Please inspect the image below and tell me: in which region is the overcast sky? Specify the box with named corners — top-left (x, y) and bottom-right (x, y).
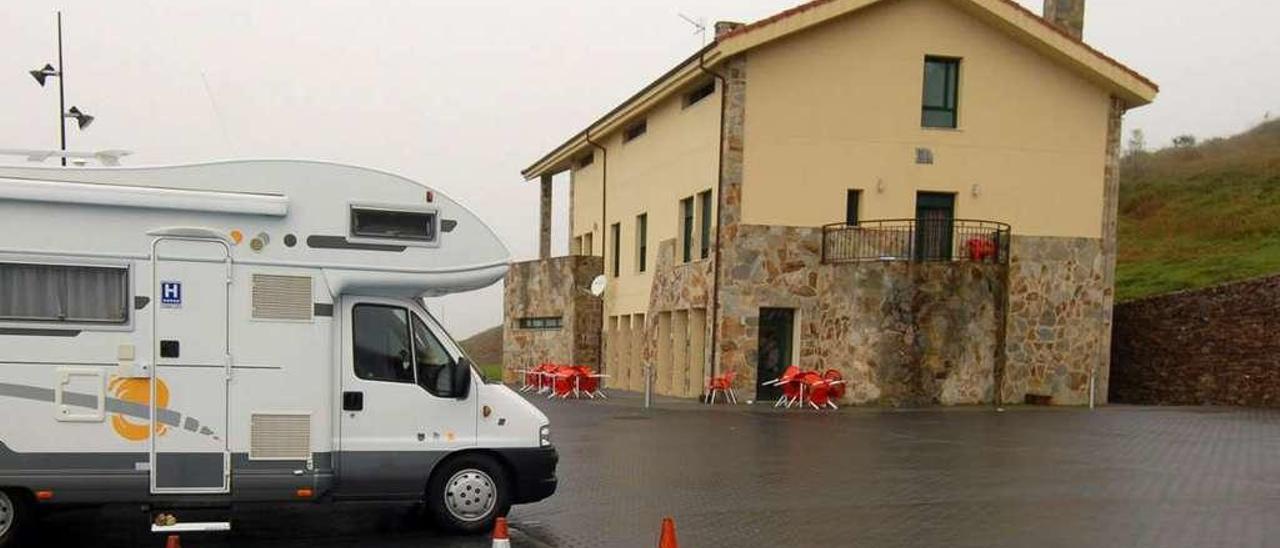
top-left (3, 0), bottom-right (1277, 338)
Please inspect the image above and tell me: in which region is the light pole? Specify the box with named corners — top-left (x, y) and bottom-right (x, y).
top-left (29, 11), bottom-right (94, 166)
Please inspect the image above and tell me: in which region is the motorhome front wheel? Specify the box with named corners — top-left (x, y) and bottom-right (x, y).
top-left (0, 489), bottom-right (32, 548)
top-left (426, 454), bottom-right (511, 534)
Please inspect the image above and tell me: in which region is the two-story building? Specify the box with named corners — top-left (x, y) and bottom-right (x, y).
top-left (504, 0), bottom-right (1156, 405)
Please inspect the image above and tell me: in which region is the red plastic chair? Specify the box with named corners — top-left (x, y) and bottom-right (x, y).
top-left (805, 375), bottom-right (831, 409)
top-left (573, 366), bottom-right (603, 398)
top-left (823, 369), bottom-right (846, 400)
top-left (768, 366), bottom-right (801, 408)
top-left (551, 366), bottom-right (577, 399)
top-left (705, 370), bottom-right (738, 405)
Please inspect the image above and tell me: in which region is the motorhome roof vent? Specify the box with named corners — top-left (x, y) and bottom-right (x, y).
top-left (249, 412), bottom-right (311, 461)
top-left (251, 274), bottom-right (313, 321)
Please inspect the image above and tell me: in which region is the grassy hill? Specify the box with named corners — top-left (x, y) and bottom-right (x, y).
top-left (1116, 119), bottom-right (1280, 301)
top-left (459, 325), bottom-right (503, 378)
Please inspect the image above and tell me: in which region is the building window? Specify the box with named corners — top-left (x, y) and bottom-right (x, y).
top-left (518, 316), bottom-right (563, 330)
top-left (0, 262), bottom-right (129, 324)
top-left (583, 232), bottom-right (594, 256)
top-left (573, 235), bottom-right (583, 255)
top-left (698, 190), bottom-right (713, 260)
top-left (575, 152), bottom-right (594, 168)
top-left (623, 120), bottom-right (647, 143)
top-left (636, 213), bottom-right (648, 273)
top-left (610, 222), bottom-right (621, 276)
top-left (684, 80), bottom-right (715, 108)
top-left (921, 56), bottom-right (960, 129)
top-left (846, 189), bottom-right (861, 226)
top-left (680, 197), bottom-right (694, 263)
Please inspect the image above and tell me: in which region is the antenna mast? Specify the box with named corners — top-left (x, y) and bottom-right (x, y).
top-left (677, 13), bottom-right (708, 46)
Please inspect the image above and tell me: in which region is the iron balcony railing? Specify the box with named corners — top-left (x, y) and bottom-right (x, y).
top-left (821, 219), bottom-right (1011, 265)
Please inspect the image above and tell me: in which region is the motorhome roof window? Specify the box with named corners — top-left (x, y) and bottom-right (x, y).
top-left (0, 262), bottom-right (128, 324)
top-left (351, 207), bottom-right (437, 242)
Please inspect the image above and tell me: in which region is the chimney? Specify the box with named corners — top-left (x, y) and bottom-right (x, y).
top-left (714, 21), bottom-right (744, 40)
top-left (1043, 0), bottom-right (1085, 40)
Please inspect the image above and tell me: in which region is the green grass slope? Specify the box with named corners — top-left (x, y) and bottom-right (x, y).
top-left (1117, 119), bottom-right (1280, 301)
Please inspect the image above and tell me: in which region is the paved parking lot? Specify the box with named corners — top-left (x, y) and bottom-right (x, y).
top-left (33, 391), bottom-right (1280, 547)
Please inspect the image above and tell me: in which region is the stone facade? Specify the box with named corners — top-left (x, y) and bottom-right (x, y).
top-left (502, 255), bottom-right (603, 381)
top-left (715, 224), bottom-right (1007, 405)
top-left (635, 239), bottom-right (714, 398)
top-left (1002, 236), bottom-right (1108, 404)
top-left (1110, 275), bottom-right (1280, 407)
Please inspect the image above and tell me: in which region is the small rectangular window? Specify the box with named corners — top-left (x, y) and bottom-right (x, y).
top-left (846, 189), bottom-right (862, 226)
top-left (0, 262), bottom-right (128, 324)
top-left (351, 207), bottom-right (437, 242)
top-left (610, 222), bottom-right (621, 277)
top-left (583, 233), bottom-right (594, 256)
top-left (684, 81), bottom-right (715, 108)
top-left (698, 190), bottom-right (713, 260)
top-left (518, 317), bottom-right (564, 330)
top-left (680, 197), bottom-right (694, 263)
top-left (575, 152), bottom-right (594, 168)
top-left (636, 213), bottom-right (648, 273)
top-left (922, 57), bottom-right (960, 129)
top-left (623, 120), bottom-right (647, 143)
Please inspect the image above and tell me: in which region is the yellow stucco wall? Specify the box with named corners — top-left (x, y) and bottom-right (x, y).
top-left (741, 0), bottom-right (1111, 238)
top-left (569, 82), bottom-right (722, 316)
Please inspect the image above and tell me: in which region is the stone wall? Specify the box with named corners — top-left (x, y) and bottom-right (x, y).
top-left (1110, 275), bottom-right (1280, 406)
top-left (1002, 235), bottom-right (1108, 405)
top-left (502, 256), bottom-right (603, 381)
top-left (716, 224), bottom-right (1007, 405)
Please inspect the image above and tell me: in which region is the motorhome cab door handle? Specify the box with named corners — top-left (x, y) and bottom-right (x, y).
top-left (342, 391), bottom-right (364, 411)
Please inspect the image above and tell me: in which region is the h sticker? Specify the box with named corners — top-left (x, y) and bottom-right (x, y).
top-left (160, 281), bottom-right (182, 308)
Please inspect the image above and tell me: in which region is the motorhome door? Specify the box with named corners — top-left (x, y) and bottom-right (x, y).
top-left (150, 238), bottom-right (232, 494)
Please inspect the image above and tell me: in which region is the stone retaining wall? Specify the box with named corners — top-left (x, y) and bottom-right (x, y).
top-left (716, 224), bottom-right (1007, 405)
top-left (1110, 275), bottom-right (1280, 406)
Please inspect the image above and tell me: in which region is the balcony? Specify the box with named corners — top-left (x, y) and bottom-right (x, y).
top-left (821, 219), bottom-right (1011, 265)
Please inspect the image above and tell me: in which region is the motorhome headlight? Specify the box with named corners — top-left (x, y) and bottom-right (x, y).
top-left (539, 425), bottom-right (552, 447)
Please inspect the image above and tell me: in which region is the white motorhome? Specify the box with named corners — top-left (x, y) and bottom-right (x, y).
top-left (0, 160), bottom-right (556, 543)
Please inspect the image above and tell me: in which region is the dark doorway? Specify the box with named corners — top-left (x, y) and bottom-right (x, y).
top-left (915, 192), bottom-right (955, 261)
top-left (756, 308), bottom-right (795, 401)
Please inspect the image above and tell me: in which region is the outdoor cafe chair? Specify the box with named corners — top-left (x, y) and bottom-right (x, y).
top-left (705, 370), bottom-right (738, 405)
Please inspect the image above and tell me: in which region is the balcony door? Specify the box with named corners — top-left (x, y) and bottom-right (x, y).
top-left (915, 192), bottom-right (955, 261)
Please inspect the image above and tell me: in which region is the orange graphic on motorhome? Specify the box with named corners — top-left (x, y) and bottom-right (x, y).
top-left (108, 377), bottom-right (170, 441)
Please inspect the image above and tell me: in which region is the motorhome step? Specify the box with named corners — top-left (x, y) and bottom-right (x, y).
top-left (151, 522), bottom-right (232, 533)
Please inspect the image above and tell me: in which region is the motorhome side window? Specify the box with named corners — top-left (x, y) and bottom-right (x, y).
top-left (352, 305), bottom-right (416, 384)
top-left (352, 303), bottom-right (460, 397)
top-left (0, 262), bottom-right (128, 324)
top-left (351, 207), bottom-right (437, 242)
top-left (411, 316), bottom-right (459, 398)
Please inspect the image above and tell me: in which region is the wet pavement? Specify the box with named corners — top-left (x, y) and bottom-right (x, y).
top-left (32, 390), bottom-right (1280, 547)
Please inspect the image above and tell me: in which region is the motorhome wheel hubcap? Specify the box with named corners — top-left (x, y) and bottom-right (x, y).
top-left (0, 491), bottom-right (13, 537)
top-left (444, 469), bottom-right (496, 521)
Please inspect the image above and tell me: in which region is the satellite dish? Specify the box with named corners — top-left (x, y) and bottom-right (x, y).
top-left (589, 275), bottom-right (607, 297)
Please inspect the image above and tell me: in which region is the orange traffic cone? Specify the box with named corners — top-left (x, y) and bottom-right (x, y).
top-left (491, 516), bottom-right (511, 548)
top-left (658, 516), bottom-right (678, 548)
top-left (165, 535), bottom-right (181, 548)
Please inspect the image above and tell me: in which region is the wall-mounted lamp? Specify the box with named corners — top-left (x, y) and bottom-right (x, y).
top-left (876, 178), bottom-right (886, 193)
top-left (971, 183), bottom-right (981, 198)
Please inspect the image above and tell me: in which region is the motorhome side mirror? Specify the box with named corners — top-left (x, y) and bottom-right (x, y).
top-left (451, 358), bottom-right (473, 399)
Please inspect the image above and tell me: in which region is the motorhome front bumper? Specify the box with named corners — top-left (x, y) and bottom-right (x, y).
top-left (499, 446), bottom-right (558, 504)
